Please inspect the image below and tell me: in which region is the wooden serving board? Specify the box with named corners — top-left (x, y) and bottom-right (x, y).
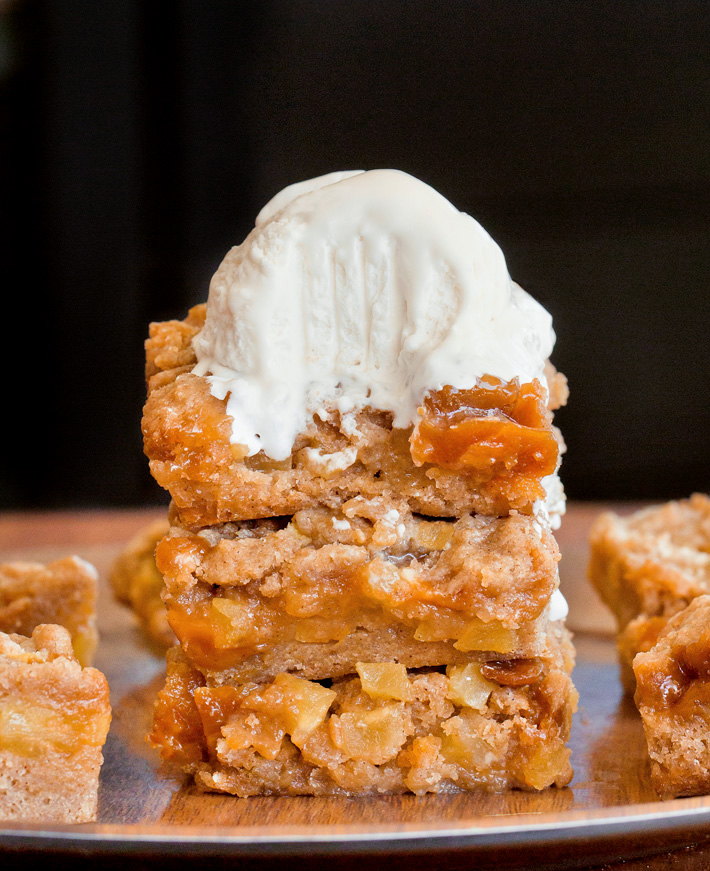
top-left (1, 504), bottom-right (710, 871)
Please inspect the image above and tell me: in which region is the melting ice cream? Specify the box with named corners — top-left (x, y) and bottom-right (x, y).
top-left (193, 169), bottom-right (556, 461)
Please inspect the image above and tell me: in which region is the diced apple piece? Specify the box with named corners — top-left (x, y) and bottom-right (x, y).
top-left (221, 712), bottom-right (284, 760)
top-left (439, 712), bottom-right (495, 769)
top-left (446, 664), bottom-right (498, 710)
top-left (454, 619), bottom-right (519, 653)
top-left (0, 701), bottom-right (108, 757)
top-left (522, 742), bottom-right (571, 790)
top-left (210, 597), bottom-right (253, 648)
top-left (413, 520), bottom-right (454, 551)
top-left (329, 705), bottom-right (408, 764)
top-left (265, 673), bottom-right (336, 747)
top-left (356, 662), bottom-right (412, 701)
top-left (414, 611), bottom-right (468, 642)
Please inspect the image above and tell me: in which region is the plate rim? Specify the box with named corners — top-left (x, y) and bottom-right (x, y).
top-left (3, 795), bottom-right (710, 857)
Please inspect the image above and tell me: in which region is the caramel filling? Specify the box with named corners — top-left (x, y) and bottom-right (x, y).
top-left (166, 584), bottom-right (541, 672)
top-left (636, 633), bottom-right (710, 719)
top-left (0, 701), bottom-right (110, 758)
top-left (410, 377), bottom-right (558, 495)
top-left (150, 658), bottom-right (570, 791)
top-left (149, 652), bottom-right (208, 764)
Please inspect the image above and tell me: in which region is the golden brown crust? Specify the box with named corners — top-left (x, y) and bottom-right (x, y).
top-left (0, 625), bottom-right (112, 822)
top-left (543, 361), bottom-right (569, 412)
top-left (145, 304), bottom-right (206, 383)
top-left (589, 495), bottom-right (710, 626)
top-left (0, 557), bottom-right (98, 666)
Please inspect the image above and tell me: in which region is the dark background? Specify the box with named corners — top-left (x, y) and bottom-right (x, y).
top-left (1, 0), bottom-right (709, 509)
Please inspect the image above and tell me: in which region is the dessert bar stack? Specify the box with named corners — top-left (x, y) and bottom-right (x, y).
top-left (145, 311), bottom-right (576, 794)
top-left (144, 170), bottom-right (577, 795)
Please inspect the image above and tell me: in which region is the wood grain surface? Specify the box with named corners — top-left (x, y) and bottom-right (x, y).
top-left (1, 503), bottom-right (709, 871)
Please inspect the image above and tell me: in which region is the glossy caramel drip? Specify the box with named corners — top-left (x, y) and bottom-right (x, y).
top-left (409, 377), bottom-right (558, 487)
top-left (635, 651), bottom-right (710, 728)
top-left (667, 680), bottom-right (710, 725)
top-left (193, 686), bottom-right (248, 752)
top-left (635, 644), bottom-right (701, 709)
top-left (682, 628), bottom-right (710, 675)
top-left (149, 653), bottom-right (207, 764)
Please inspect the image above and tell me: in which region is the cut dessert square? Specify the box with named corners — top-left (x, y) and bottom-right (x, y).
top-left (0, 624), bottom-right (111, 822)
top-left (0, 556), bottom-right (98, 666)
top-left (634, 594), bottom-right (710, 798)
top-left (157, 502), bottom-right (562, 684)
top-left (588, 494), bottom-right (710, 691)
top-left (111, 518), bottom-right (173, 649)
top-left (150, 624), bottom-right (576, 796)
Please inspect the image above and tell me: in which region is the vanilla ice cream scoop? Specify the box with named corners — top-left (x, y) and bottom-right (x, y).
top-left (193, 169), bottom-right (556, 460)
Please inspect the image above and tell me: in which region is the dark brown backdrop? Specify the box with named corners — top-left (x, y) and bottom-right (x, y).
top-left (2, 0), bottom-right (709, 507)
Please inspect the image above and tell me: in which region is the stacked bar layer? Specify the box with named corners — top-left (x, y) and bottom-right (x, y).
top-left (151, 626), bottom-right (576, 796)
top-left (157, 506), bottom-right (561, 684)
top-left (143, 306), bottom-right (569, 527)
top-left (144, 307), bottom-right (576, 795)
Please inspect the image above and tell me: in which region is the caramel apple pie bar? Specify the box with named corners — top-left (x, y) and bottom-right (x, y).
top-left (144, 304), bottom-right (568, 529)
top-left (0, 625), bottom-right (111, 822)
top-left (0, 556), bottom-right (98, 666)
top-left (589, 494), bottom-right (710, 691)
top-left (144, 169), bottom-right (576, 794)
top-left (634, 594), bottom-right (710, 798)
top-left (111, 518), bottom-right (173, 649)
